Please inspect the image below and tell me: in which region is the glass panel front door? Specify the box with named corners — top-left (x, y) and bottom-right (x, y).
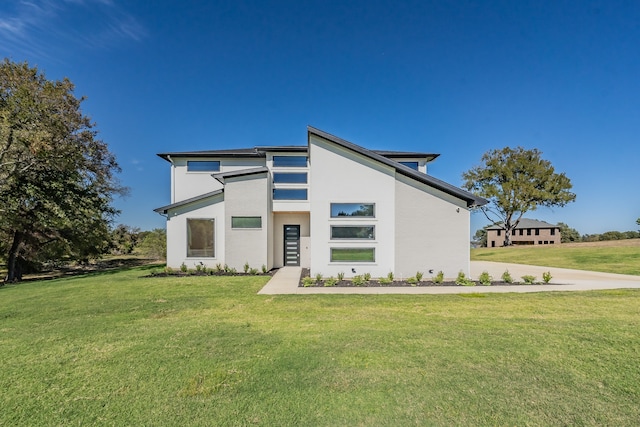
top-left (283, 225), bottom-right (300, 266)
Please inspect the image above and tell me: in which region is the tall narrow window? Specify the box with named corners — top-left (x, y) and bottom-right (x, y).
top-left (187, 161), bottom-right (220, 172)
top-left (187, 219), bottom-right (215, 257)
top-left (551, 229), bottom-right (556, 235)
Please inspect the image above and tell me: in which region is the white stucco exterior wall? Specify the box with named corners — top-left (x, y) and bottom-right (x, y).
top-left (165, 193), bottom-right (226, 269)
top-left (272, 212), bottom-right (311, 268)
top-left (309, 134), bottom-right (396, 278)
top-left (394, 175), bottom-right (470, 279)
top-left (223, 173), bottom-right (270, 271)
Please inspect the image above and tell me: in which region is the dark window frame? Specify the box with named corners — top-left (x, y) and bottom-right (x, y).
top-left (330, 203), bottom-right (375, 218)
top-left (330, 225), bottom-right (375, 240)
top-left (330, 247), bottom-right (376, 262)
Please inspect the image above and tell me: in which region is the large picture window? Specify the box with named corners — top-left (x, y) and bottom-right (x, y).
top-left (330, 203), bottom-right (375, 218)
top-left (273, 189), bottom-right (307, 200)
top-left (187, 161), bottom-right (220, 172)
top-left (187, 219), bottom-right (215, 257)
top-left (331, 226), bottom-right (375, 240)
top-left (231, 216), bottom-right (262, 228)
top-left (272, 156), bottom-right (307, 167)
top-left (330, 248), bottom-right (375, 262)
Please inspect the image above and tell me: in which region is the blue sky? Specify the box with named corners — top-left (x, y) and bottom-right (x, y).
top-left (1, 0), bottom-right (639, 236)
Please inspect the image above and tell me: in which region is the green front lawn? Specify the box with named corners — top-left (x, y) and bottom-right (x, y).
top-left (471, 242), bottom-right (640, 275)
top-left (2, 267), bottom-right (639, 425)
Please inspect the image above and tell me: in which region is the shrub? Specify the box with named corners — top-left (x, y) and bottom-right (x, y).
top-left (215, 263), bottom-right (223, 273)
top-left (249, 268), bottom-right (260, 275)
top-left (352, 275), bottom-right (365, 286)
top-left (337, 272), bottom-right (345, 281)
top-left (164, 266), bottom-right (173, 274)
top-left (223, 264), bottom-right (230, 273)
top-left (542, 271), bottom-right (552, 284)
top-left (363, 272), bottom-right (371, 282)
top-left (432, 271), bottom-right (444, 284)
top-left (521, 275), bottom-right (536, 285)
top-left (407, 276), bottom-right (418, 286)
top-left (315, 273), bottom-right (323, 283)
top-left (478, 271), bottom-right (492, 286)
top-left (387, 272), bottom-right (394, 281)
top-left (302, 277), bottom-right (315, 287)
top-left (379, 276), bottom-right (392, 284)
top-left (324, 277), bottom-right (337, 287)
top-left (261, 264), bottom-right (268, 274)
top-left (180, 262), bottom-right (188, 273)
top-left (415, 271), bottom-right (424, 282)
top-left (456, 271), bottom-right (475, 286)
top-left (501, 270), bottom-right (513, 283)
top-left (243, 262), bottom-right (250, 274)
top-left (227, 267), bottom-right (237, 274)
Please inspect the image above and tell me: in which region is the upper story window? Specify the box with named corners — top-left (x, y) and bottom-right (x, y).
top-left (273, 172), bottom-right (308, 184)
top-left (273, 156), bottom-right (307, 167)
top-left (330, 203), bottom-right (375, 218)
top-left (399, 161), bottom-right (419, 171)
top-left (187, 161), bottom-right (220, 172)
top-left (331, 226), bottom-right (375, 240)
top-left (273, 188), bottom-right (308, 200)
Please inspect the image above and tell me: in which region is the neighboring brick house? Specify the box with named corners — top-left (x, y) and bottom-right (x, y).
top-left (486, 219), bottom-right (561, 247)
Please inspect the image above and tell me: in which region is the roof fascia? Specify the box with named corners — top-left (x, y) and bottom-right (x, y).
top-left (153, 189), bottom-right (224, 214)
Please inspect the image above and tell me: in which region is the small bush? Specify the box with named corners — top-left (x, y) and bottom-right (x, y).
top-left (432, 271), bottom-right (444, 284)
top-left (261, 264), bottom-right (268, 274)
top-left (352, 275), bottom-right (365, 286)
top-left (324, 277), bottom-right (337, 287)
top-left (456, 271), bottom-right (475, 286)
top-left (542, 271), bottom-right (552, 283)
top-left (164, 266), bottom-right (174, 274)
top-left (521, 275), bottom-right (536, 285)
top-left (415, 271), bottom-right (424, 282)
top-left (363, 272), bottom-right (371, 282)
top-left (302, 277), bottom-right (315, 287)
top-left (227, 267), bottom-right (237, 274)
top-left (243, 262), bottom-right (250, 274)
top-left (387, 272), bottom-right (394, 281)
top-left (180, 263), bottom-right (188, 273)
top-left (249, 268), bottom-right (260, 275)
top-left (223, 264), bottom-right (230, 273)
top-left (215, 263), bottom-right (223, 273)
top-left (337, 272), bottom-right (345, 281)
top-left (407, 276), bottom-right (418, 286)
top-left (478, 271), bottom-right (492, 286)
top-left (315, 273), bottom-right (323, 283)
top-left (379, 276), bottom-right (392, 284)
top-left (501, 270), bottom-right (513, 283)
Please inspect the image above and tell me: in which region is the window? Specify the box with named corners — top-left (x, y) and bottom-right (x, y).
top-left (399, 161), bottom-right (419, 170)
top-left (519, 229), bottom-right (524, 236)
top-left (330, 203), bottom-right (375, 218)
top-left (231, 216), bottom-right (262, 228)
top-left (551, 229), bottom-right (556, 235)
top-left (497, 229), bottom-right (501, 236)
top-left (187, 219), bottom-right (214, 257)
top-left (187, 161), bottom-right (220, 172)
top-left (273, 156), bottom-right (307, 167)
top-left (330, 248), bottom-right (375, 262)
top-left (331, 226), bottom-right (375, 240)
top-left (273, 172), bottom-right (307, 184)
top-left (535, 229), bottom-right (540, 236)
top-left (273, 188), bottom-right (307, 200)
top-left (527, 229), bottom-right (532, 236)
top-left (538, 241), bottom-right (543, 244)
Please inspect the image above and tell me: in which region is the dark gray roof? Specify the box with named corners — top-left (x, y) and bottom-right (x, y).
top-left (213, 166), bottom-right (269, 183)
top-left (153, 189), bottom-right (224, 214)
top-left (307, 126), bottom-right (488, 208)
top-left (373, 150), bottom-right (439, 161)
top-left (254, 145), bottom-right (307, 152)
top-left (486, 219), bottom-right (559, 230)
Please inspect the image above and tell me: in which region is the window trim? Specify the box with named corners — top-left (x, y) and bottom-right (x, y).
top-left (231, 216), bottom-right (262, 229)
top-left (330, 247), bottom-right (376, 263)
top-left (330, 203), bottom-right (375, 218)
top-left (187, 160), bottom-right (220, 172)
top-left (330, 225), bottom-right (375, 240)
top-left (186, 218), bottom-right (215, 258)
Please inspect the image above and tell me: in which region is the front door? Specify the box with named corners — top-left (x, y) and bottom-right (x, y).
top-left (283, 225), bottom-right (300, 266)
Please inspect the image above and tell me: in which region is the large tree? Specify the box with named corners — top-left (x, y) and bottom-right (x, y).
top-left (462, 146), bottom-right (576, 246)
top-left (1, 59), bottom-right (125, 282)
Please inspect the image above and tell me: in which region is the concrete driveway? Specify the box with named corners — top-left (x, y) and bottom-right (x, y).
top-left (258, 262), bottom-right (640, 295)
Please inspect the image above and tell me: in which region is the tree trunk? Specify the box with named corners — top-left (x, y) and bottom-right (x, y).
top-left (6, 231), bottom-right (24, 282)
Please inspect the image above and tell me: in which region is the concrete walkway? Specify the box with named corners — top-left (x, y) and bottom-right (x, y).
top-left (258, 262), bottom-right (640, 295)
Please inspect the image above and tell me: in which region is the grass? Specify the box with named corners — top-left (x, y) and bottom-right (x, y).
top-left (472, 239), bottom-right (640, 275)
top-left (2, 266), bottom-right (640, 425)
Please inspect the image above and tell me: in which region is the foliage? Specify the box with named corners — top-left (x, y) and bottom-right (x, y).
top-left (473, 227), bottom-right (488, 247)
top-left (135, 228), bottom-right (166, 259)
top-left (337, 271), bottom-right (345, 281)
top-left (432, 271), bottom-right (444, 284)
top-left (249, 268), bottom-right (260, 275)
top-left (315, 273), bottom-right (323, 283)
top-left (352, 275), bottom-right (365, 286)
top-left (387, 272), bottom-right (394, 281)
top-left (363, 272), bottom-right (371, 281)
top-left (109, 224), bottom-right (140, 255)
top-left (455, 271), bottom-right (475, 286)
top-left (407, 276), bottom-right (418, 285)
top-left (462, 146), bottom-right (575, 246)
top-left (501, 270), bottom-right (513, 283)
top-left (0, 59), bottom-right (126, 281)
top-left (415, 271), bottom-right (424, 282)
top-left (243, 262), bottom-right (250, 274)
top-left (542, 271), bottom-right (552, 284)
top-left (557, 222), bottom-right (581, 243)
top-left (180, 262), bottom-right (188, 273)
top-left (478, 271), bottom-right (492, 286)
top-left (261, 264), bottom-right (268, 274)
top-left (324, 277), bottom-right (337, 287)
top-left (378, 276), bottom-right (392, 284)
top-left (302, 276), bottom-right (314, 287)
top-left (582, 230), bottom-right (640, 242)
top-left (521, 275), bottom-right (537, 284)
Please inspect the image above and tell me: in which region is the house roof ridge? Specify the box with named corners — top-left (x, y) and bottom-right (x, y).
top-left (307, 126), bottom-right (488, 208)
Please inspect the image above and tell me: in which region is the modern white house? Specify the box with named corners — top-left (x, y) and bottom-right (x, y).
top-left (155, 126), bottom-right (487, 279)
